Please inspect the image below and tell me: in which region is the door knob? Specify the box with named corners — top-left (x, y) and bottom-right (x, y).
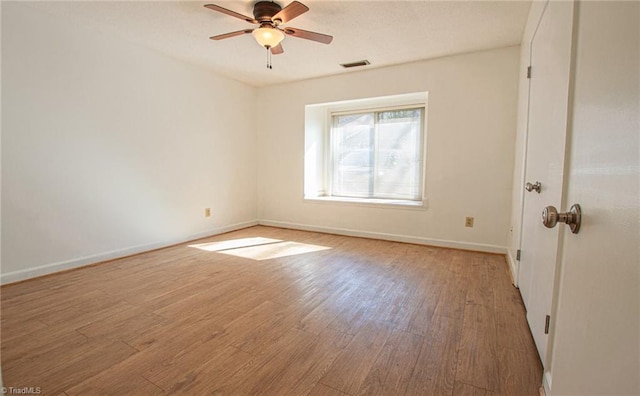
top-left (542, 204), bottom-right (582, 234)
top-left (525, 181), bottom-right (542, 193)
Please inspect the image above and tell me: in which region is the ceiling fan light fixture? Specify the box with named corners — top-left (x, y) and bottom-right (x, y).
top-left (252, 27), bottom-right (285, 48)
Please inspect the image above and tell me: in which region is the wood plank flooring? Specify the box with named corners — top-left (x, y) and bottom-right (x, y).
top-left (1, 226), bottom-right (542, 395)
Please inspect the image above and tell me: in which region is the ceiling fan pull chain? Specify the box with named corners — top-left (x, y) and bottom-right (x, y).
top-left (266, 47), bottom-right (273, 69)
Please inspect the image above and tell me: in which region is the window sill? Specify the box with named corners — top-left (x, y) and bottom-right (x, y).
top-left (303, 196), bottom-right (428, 210)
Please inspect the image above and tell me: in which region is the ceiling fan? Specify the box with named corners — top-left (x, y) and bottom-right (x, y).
top-left (204, 1), bottom-right (333, 68)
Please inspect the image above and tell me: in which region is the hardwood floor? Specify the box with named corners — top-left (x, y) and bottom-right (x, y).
top-left (1, 226), bottom-right (542, 395)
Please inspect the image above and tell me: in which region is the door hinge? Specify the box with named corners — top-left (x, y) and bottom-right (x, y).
top-left (527, 66), bottom-right (532, 79)
top-left (544, 315), bottom-right (551, 334)
top-left (516, 249), bottom-right (521, 261)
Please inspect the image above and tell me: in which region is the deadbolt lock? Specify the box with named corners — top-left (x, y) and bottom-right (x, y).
top-left (542, 204), bottom-right (582, 234)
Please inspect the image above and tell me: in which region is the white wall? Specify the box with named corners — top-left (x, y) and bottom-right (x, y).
top-left (548, 1), bottom-right (639, 394)
top-left (1, 3), bottom-right (258, 283)
top-left (257, 47), bottom-right (520, 252)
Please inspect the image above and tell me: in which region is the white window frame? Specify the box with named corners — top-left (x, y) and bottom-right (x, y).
top-left (304, 92), bottom-right (428, 209)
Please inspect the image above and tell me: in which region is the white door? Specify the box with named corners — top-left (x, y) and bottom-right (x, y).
top-left (546, 2), bottom-right (640, 393)
top-left (517, 0), bottom-right (574, 367)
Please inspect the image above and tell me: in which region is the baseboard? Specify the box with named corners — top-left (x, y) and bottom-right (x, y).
top-left (2, 219), bottom-right (509, 285)
top-left (506, 247), bottom-right (520, 287)
top-left (0, 220), bottom-right (258, 285)
top-left (258, 219), bottom-right (507, 254)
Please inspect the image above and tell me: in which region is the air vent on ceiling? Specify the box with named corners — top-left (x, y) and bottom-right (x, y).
top-left (340, 60), bottom-right (370, 68)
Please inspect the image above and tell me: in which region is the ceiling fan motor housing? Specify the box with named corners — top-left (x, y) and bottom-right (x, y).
top-left (253, 1), bottom-right (282, 23)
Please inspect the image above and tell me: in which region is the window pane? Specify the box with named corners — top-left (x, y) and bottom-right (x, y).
top-left (331, 113), bottom-right (374, 198)
top-left (330, 108), bottom-right (423, 201)
top-left (374, 109), bottom-right (422, 200)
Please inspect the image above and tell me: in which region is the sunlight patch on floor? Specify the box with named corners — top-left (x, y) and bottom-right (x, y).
top-left (189, 237), bottom-right (331, 261)
top-left (217, 241), bottom-right (331, 261)
top-left (189, 237), bottom-right (282, 252)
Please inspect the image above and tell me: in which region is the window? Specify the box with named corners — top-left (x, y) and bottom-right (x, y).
top-left (304, 92), bottom-right (428, 208)
top-left (331, 108), bottom-right (424, 200)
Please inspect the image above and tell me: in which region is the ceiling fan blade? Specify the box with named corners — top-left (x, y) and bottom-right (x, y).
top-left (272, 1), bottom-right (309, 24)
top-left (284, 27), bottom-right (333, 44)
top-left (271, 43), bottom-right (284, 55)
top-left (204, 4), bottom-right (257, 24)
top-left (210, 29), bottom-right (254, 41)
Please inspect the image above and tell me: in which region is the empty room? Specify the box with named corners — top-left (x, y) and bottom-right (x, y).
top-left (1, 1), bottom-right (638, 395)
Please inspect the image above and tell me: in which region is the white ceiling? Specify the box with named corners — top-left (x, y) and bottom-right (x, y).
top-left (24, 1), bottom-right (532, 87)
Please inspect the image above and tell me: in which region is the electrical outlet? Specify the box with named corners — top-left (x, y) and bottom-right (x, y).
top-left (465, 217), bottom-right (474, 228)
top-left (204, 208), bottom-right (211, 218)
